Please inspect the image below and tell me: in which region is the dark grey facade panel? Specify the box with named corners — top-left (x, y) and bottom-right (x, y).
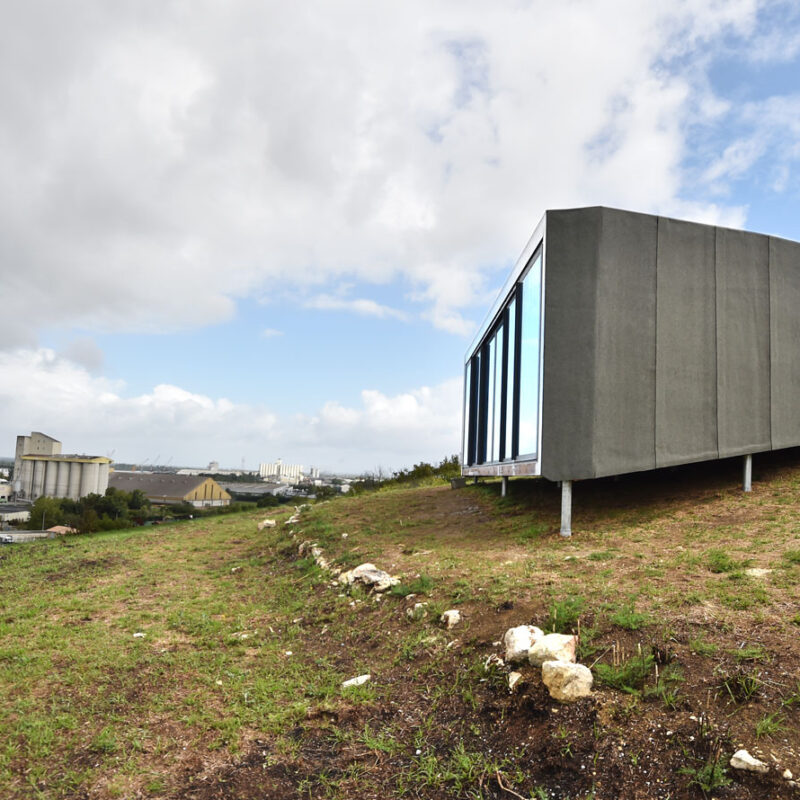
top-left (769, 236), bottom-right (800, 449)
top-left (592, 208), bottom-right (657, 477)
top-left (715, 228), bottom-right (771, 458)
top-left (541, 208), bottom-right (601, 480)
top-left (655, 217), bottom-right (718, 467)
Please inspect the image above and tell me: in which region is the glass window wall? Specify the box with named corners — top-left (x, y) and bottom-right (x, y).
top-left (505, 297), bottom-right (517, 460)
top-left (518, 254), bottom-right (542, 457)
top-left (462, 248), bottom-right (542, 466)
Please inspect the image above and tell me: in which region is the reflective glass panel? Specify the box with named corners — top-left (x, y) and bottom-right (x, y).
top-left (486, 335), bottom-right (496, 461)
top-left (462, 363), bottom-right (471, 464)
top-left (518, 254), bottom-right (542, 456)
top-left (492, 326), bottom-right (503, 462)
top-left (505, 298), bottom-right (516, 459)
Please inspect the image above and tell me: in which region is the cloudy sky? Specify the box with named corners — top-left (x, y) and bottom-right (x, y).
top-left (2, 0), bottom-right (800, 473)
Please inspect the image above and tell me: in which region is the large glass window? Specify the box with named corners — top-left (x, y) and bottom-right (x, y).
top-left (518, 254), bottom-right (542, 456)
top-left (462, 363), bottom-right (471, 463)
top-left (486, 336), bottom-right (496, 461)
top-left (462, 247), bottom-right (542, 467)
top-left (491, 326), bottom-right (503, 462)
top-left (504, 297), bottom-right (517, 460)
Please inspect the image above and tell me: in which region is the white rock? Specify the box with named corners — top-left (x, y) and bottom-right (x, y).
top-left (503, 625), bottom-right (544, 663)
top-left (508, 671), bottom-right (523, 692)
top-left (484, 654), bottom-right (505, 671)
top-left (745, 567), bottom-right (772, 578)
top-left (342, 674), bottom-right (371, 688)
top-left (440, 610), bottom-right (462, 629)
top-left (338, 563), bottom-right (400, 592)
top-left (132, 632), bottom-right (146, 638)
top-left (730, 750), bottom-right (769, 774)
top-left (541, 660), bottom-right (593, 702)
top-left (406, 602), bottom-right (428, 621)
top-left (257, 519), bottom-right (276, 531)
top-left (529, 633), bottom-right (577, 667)
top-left (783, 769), bottom-right (793, 780)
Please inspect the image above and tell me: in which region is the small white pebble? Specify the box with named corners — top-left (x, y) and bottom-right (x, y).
top-left (342, 674), bottom-right (371, 688)
top-left (215, 680), bottom-right (223, 685)
top-left (285, 651), bottom-right (292, 656)
top-left (415, 749), bottom-right (422, 755)
top-left (784, 769), bottom-right (793, 780)
top-left (133, 632), bottom-right (145, 638)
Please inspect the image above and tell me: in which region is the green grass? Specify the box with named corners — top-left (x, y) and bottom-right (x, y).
top-left (783, 549), bottom-right (800, 564)
top-left (587, 550), bottom-right (616, 561)
top-left (388, 574), bottom-right (435, 597)
top-left (542, 595), bottom-right (585, 633)
top-left (705, 548), bottom-right (750, 573)
top-left (690, 636), bottom-right (718, 657)
top-left (679, 758), bottom-right (732, 794)
top-left (515, 521), bottom-right (549, 544)
top-left (717, 668), bottom-right (762, 704)
top-left (755, 711), bottom-right (786, 739)
top-left (732, 644), bottom-right (768, 662)
top-left (595, 649), bottom-right (655, 695)
top-left (3, 472), bottom-right (800, 798)
top-left (609, 604), bottom-right (652, 631)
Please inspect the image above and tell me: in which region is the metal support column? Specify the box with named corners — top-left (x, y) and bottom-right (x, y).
top-left (743, 454), bottom-right (752, 493)
top-left (501, 476), bottom-right (508, 497)
top-left (560, 480), bottom-right (572, 538)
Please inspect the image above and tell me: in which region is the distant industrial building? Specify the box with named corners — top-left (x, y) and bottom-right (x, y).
top-left (176, 462), bottom-right (252, 478)
top-left (219, 481), bottom-right (287, 499)
top-left (109, 472), bottom-right (231, 507)
top-left (259, 459), bottom-right (304, 483)
top-left (14, 432), bottom-right (111, 502)
top-left (0, 503), bottom-right (30, 527)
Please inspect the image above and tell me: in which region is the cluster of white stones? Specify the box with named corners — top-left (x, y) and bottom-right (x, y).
top-left (279, 506), bottom-right (465, 691)
top-left (498, 624), bottom-right (592, 702)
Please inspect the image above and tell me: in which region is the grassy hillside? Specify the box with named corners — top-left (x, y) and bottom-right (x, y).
top-left (2, 452), bottom-right (800, 799)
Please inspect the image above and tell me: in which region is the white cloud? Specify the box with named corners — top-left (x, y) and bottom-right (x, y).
top-left (304, 294), bottom-right (409, 321)
top-left (0, 0), bottom-right (774, 345)
top-left (696, 94), bottom-right (800, 199)
top-left (0, 348), bottom-right (461, 472)
top-left (61, 337), bottom-right (105, 374)
top-left (260, 328), bottom-right (283, 338)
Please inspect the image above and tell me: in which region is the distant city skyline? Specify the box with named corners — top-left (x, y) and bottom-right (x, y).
top-left (3, 2), bottom-right (800, 472)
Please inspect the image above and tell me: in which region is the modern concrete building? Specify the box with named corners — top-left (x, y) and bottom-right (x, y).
top-left (108, 472), bottom-right (232, 507)
top-left (14, 432), bottom-right (111, 502)
top-left (462, 206), bottom-right (800, 534)
top-left (259, 459), bottom-right (303, 482)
